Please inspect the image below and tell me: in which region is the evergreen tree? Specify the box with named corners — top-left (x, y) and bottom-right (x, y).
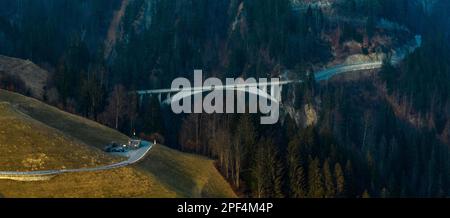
top-left (287, 136), bottom-right (307, 197)
top-left (334, 163), bottom-right (345, 197)
top-left (267, 140), bottom-right (284, 198)
top-left (308, 157), bottom-right (325, 198)
top-left (323, 159), bottom-right (336, 198)
top-left (380, 187), bottom-right (390, 198)
top-left (362, 190), bottom-right (371, 198)
top-left (251, 139), bottom-right (267, 198)
top-left (235, 114), bottom-right (257, 177)
top-left (345, 160), bottom-right (354, 196)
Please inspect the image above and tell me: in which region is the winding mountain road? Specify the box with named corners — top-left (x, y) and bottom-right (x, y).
top-left (0, 141), bottom-right (153, 181)
top-left (314, 35), bottom-right (422, 81)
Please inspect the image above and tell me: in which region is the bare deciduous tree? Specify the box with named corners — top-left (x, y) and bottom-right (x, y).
top-left (103, 84), bottom-right (128, 129)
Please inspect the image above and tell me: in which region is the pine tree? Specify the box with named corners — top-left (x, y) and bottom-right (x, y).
top-left (234, 114), bottom-right (256, 188)
top-left (366, 15), bottom-right (376, 40)
top-left (362, 190), bottom-right (371, 198)
top-left (267, 140), bottom-right (284, 198)
top-left (345, 160), bottom-right (354, 196)
top-left (334, 163), bottom-right (345, 197)
top-left (323, 159), bottom-right (336, 198)
top-left (380, 187), bottom-right (390, 198)
top-left (251, 140), bottom-right (266, 198)
top-left (287, 136), bottom-right (307, 197)
top-left (308, 157), bottom-right (325, 198)
top-left (251, 138), bottom-right (283, 198)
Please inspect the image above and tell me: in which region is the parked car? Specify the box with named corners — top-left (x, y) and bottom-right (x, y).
top-left (104, 142), bottom-right (125, 152)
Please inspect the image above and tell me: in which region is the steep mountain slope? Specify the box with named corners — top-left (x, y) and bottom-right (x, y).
top-left (0, 144), bottom-right (236, 198)
top-left (0, 55), bottom-right (49, 100)
top-left (104, 0), bottom-right (131, 59)
top-left (0, 0), bottom-right (122, 64)
top-left (0, 101), bottom-right (119, 172)
top-left (0, 89), bottom-right (235, 198)
top-left (0, 90), bottom-right (128, 148)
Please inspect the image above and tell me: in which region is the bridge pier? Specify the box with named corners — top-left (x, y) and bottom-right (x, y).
top-left (157, 93), bottom-right (162, 103)
top-left (139, 94), bottom-right (144, 108)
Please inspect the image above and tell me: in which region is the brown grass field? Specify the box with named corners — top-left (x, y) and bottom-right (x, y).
top-left (0, 90), bottom-right (235, 198)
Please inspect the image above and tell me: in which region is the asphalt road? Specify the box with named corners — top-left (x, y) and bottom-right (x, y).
top-left (0, 141), bottom-right (153, 178)
top-left (315, 35), bottom-right (422, 81)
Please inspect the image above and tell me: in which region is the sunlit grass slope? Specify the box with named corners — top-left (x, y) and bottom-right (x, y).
top-left (0, 102), bottom-right (119, 171)
top-left (139, 145), bottom-right (237, 198)
top-left (0, 90), bottom-right (128, 148)
top-left (0, 89), bottom-right (235, 198)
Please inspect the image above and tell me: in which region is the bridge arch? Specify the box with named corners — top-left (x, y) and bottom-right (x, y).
top-left (162, 86), bottom-right (281, 106)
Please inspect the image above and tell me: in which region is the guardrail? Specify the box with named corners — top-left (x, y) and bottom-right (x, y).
top-left (0, 142), bottom-right (153, 181)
